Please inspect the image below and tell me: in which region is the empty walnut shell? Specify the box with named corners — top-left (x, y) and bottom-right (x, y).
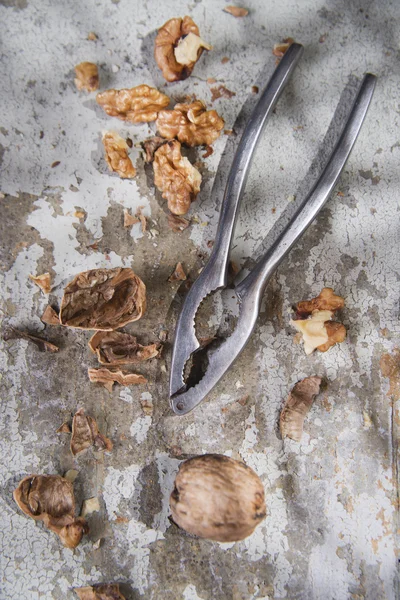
top-left (170, 454), bottom-right (266, 542)
top-left (13, 474), bottom-right (88, 549)
top-left (60, 268), bottom-right (146, 330)
top-left (155, 16), bottom-right (209, 82)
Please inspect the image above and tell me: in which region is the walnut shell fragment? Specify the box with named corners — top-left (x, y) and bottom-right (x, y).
top-left (74, 62), bottom-right (99, 92)
top-left (74, 584), bottom-right (126, 600)
top-left (88, 367), bottom-right (148, 392)
top-left (13, 474), bottom-right (89, 549)
top-left (102, 132), bottom-right (136, 178)
top-left (123, 209), bottom-right (140, 227)
top-left (291, 288), bottom-right (346, 354)
top-left (223, 5), bottom-right (249, 17)
top-left (69, 408), bottom-right (113, 455)
top-left (168, 262), bottom-right (187, 282)
top-left (156, 101), bottom-right (224, 146)
top-left (60, 268), bottom-right (146, 330)
top-left (167, 214), bottom-right (190, 232)
top-left (170, 454), bottom-right (266, 542)
top-left (88, 330), bottom-right (161, 365)
top-left (273, 38), bottom-right (295, 59)
top-left (2, 326), bottom-right (59, 353)
top-left (29, 272), bottom-right (52, 294)
top-left (153, 140), bottom-right (201, 215)
top-left (155, 16), bottom-right (211, 82)
top-left (96, 85), bottom-right (170, 123)
top-left (280, 376), bottom-right (322, 441)
top-left (41, 305), bottom-right (61, 325)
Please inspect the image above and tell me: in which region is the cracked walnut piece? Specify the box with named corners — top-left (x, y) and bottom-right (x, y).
top-left (153, 140), bottom-right (201, 215)
top-left (102, 132), bottom-right (136, 178)
top-left (156, 100), bottom-right (224, 146)
top-left (88, 330), bottom-right (161, 365)
top-left (14, 475), bottom-right (89, 549)
top-left (74, 62), bottom-right (99, 92)
top-left (155, 16), bottom-right (211, 82)
top-left (88, 367), bottom-right (148, 392)
top-left (60, 267), bottom-right (146, 330)
top-left (96, 85), bottom-right (170, 123)
top-left (291, 287), bottom-right (346, 354)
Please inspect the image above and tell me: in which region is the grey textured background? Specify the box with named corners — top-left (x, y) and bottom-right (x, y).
top-left (0, 0), bottom-right (399, 598)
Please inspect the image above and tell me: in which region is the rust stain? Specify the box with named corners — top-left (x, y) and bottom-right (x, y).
top-left (380, 349), bottom-right (400, 399)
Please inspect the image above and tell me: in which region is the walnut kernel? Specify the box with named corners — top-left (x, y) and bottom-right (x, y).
top-left (102, 132), bottom-right (136, 178)
top-left (155, 16), bottom-right (210, 82)
top-left (74, 62), bottom-right (99, 92)
top-left (153, 140), bottom-right (201, 215)
top-left (96, 85), bottom-right (170, 123)
top-left (156, 100), bottom-right (224, 146)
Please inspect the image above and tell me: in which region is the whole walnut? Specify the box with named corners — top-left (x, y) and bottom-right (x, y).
top-left (170, 454), bottom-right (266, 542)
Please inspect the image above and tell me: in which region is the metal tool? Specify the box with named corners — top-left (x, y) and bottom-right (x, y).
top-left (169, 45), bottom-right (377, 415)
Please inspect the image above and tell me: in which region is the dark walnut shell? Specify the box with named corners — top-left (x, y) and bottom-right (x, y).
top-left (88, 330), bottom-right (161, 365)
top-left (170, 454), bottom-right (266, 542)
top-left (60, 268), bottom-right (146, 330)
top-left (13, 474), bottom-right (88, 549)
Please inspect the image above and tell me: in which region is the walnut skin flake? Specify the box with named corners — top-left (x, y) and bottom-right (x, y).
top-left (153, 140), bottom-right (201, 215)
top-left (280, 376), bottom-right (322, 441)
top-left (70, 408), bottom-right (113, 455)
top-left (210, 85), bottom-right (236, 102)
top-left (272, 38), bottom-right (295, 59)
top-left (3, 326), bottom-right (59, 353)
top-left (74, 584), bottom-right (126, 600)
top-left (88, 330), bottom-right (161, 365)
top-left (88, 367), bottom-right (148, 392)
top-left (141, 136), bottom-right (167, 163)
top-left (29, 272), bottom-right (52, 294)
top-left (123, 209), bottom-right (140, 227)
top-left (102, 132), bottom-right (136, 178)
top-left (74, 62), bottom-right (99, 92)
top-left (223, 5), bottom-right (249, 17)
top-left (168, 262), bottom-right (187, 282)
top-left (96, 85), bottom-right (170, 123)
top-left (155, 16), bottom-right (210, 82)
top-left (13, 474), bottom-right (89, 549)
top-left (156, 101), bottom-right (224, 146)
top-left (59, 268), bottom-right (146, 330)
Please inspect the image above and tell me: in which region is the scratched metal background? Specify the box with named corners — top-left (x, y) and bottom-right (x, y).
top-left (0, 0), bottom-right (399, 598)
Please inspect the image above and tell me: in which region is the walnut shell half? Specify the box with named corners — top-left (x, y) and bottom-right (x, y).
top-left (89, 330), bottom-right (161, 365)
top-left (170, 454), bottom-right (266, 542)
top-left (60, 268), bottom-right (146, 330)
top-left (155, 16), bottom-right (210, 82)
top-left (96, 85), bottom-right (170, 123)
top-left (13, 474), bottom-right (88, 549)
top-left (156, 100), bottom-right (224, 146)
top-left (153, 140), bottom-right (201, 215)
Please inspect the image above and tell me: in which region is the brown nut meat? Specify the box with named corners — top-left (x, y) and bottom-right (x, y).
top-left (153, 140), bottom-right (201, 215)
top-left (156, 100), bottom-right (224, 146)
top-left (60, 268), bottom-right (146, 330)
top-left (295, 287), bottom-right (345, 318)
top-left (291, 309), bottom-right (346, 355)
top-left (96, 85), bottom-right (170, 123)
top-left (102, 132), bottom-right (136, 178)
top-left (13, 474), bottom-right (89, 549)
top-left (74, 62), bottom-right (99, 92)
top-left (155, 16), bottom-right (211, 82)
top-left (170, 454), bottom-right (266, 542)
top-left (88, 330), bottom-right (161, 365)
top-left (280, 376), bottom-right (322, 441)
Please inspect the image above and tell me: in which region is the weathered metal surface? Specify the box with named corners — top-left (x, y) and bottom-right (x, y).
top-left (0, 0), bottom-right (399, 598)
